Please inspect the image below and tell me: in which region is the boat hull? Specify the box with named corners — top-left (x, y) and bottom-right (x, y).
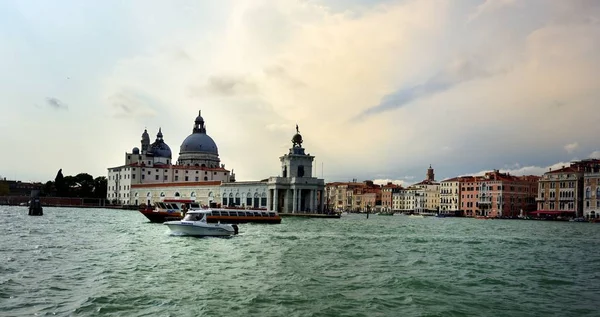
top-left (139, 209), bottom-right (182, 223)
top-left (164, 221), bottom-right (237, 236)
top-left (139, 209), bottom-right (282, 224)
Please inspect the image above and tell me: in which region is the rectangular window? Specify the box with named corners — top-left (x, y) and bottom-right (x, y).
top-left (132, 174), bottom-right (136, 179)
top-left (175, 176), bottom-right (179, 181)
top-left (142, 175), bottom-right (145, 180)
top-left (155, 175), bottom-right (159, 180)
top-left (195, 177), bottom-right (199, 181)
top-left (185, 176), bottom-right (189, 181)
top-left (164, 175), bottom-right (168, 180)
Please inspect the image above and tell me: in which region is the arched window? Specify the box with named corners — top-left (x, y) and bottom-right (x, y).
top-left (597, 187), bottom-right (600, 199)
top-left (586, 187), bottom-right (591, 199)
top-left (160, 192), bottom-right (165, 197)
top-left (191, 192), bottom-right (196, 197)
top-left (235, 193), bottom-right (240, 205)
top-left (135, 192), bottom-right (139, 197)
top-left (146, 192), bottom-right (151, 197)
top-left (175, 192), bottom-right (180, 197)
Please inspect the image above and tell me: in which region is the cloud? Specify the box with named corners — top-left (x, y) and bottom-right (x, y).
top-left (564, 142), bottom-right (579, 154)
top-left (468, 0), bottom-right (517, 22)
top-left (468, 161), bottom-right (573, 177)
top-left (190, 74), bottom-right (259, 98)
top-left (107, 90), bottom-right (158, 118)
top-left (45, 97), bottom-right (68, 110)
top-left (373, 179), bottom-right (406, 186)
top-left (590, 151), bottom-right (600, 159)
top-left (357, 54), bottom-right (504, 118)
top-left (94, 0), bottom-right (600, 184)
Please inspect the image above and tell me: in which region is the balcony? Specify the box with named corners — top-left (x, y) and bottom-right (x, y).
top-left (535, 197), bottom-right (545, 202)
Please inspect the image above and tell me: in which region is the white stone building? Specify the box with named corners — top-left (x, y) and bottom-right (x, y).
top-left (107, 111), bottom-right (234, 206)
top-left (440, 177), bottom-right (460, 215)
top-left (266, 127), bottom-right (325, 213)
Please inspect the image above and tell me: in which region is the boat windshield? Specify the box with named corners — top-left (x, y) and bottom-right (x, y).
top-left (183, 213), bottom-right (204, 221)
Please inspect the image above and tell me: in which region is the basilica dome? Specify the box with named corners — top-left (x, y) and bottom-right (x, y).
top-left (177, 110), bottom-right (221, 167)
top-left (180, 133), bottom-right (218, 154)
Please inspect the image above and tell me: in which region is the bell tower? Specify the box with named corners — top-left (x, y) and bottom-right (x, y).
top-left (426, 164), bottom-right (435, 181)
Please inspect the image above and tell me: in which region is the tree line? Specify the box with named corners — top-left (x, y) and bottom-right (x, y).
top-left (42, 169), bottom-right (107, 198)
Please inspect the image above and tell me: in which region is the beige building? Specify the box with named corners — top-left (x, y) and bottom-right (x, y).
top-left (440, 177), bottom-right (460, 215)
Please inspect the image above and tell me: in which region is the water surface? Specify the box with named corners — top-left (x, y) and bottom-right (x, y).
top-left (1, 207), bottom-right (599, 316)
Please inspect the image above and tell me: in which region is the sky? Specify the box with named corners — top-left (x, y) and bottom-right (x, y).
top-left (1, 0), bottom-right (599, 186)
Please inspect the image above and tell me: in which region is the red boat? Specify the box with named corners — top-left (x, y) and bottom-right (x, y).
top-left (138, 199), bottom-right (281, 224)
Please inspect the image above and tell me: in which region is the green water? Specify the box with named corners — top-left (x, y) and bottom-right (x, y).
top-left (1, 206), bottom-right (599, 317)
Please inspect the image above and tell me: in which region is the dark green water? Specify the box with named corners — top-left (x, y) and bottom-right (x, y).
top-left (1, 207), bottom-right (599, 317)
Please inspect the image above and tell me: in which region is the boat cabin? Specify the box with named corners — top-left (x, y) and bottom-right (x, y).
top-left (182, 210), bottom-right (210, 222)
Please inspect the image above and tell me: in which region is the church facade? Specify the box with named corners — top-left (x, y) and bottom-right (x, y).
top-left (107, 111), bottom-right (325, 213)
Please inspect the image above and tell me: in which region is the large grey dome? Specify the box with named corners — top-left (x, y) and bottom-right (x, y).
top-left (180, 133), bottom-right (218, 154)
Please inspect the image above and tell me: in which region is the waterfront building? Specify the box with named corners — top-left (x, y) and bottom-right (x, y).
top-left (393, 187), bottom-right (417, 213)
top-left (478, 171), bottom-right (538, 218)
top-left (381, 183), bottom-right (403, 212)
top-left (460, 176), bottom-right (483, 217)
top-left (266, 127), bottom-right (325, 213)
top-left (107, 112), bottom-right (322, 211)
top-left (220, 181), bottom-right (268, 209)
top-left (325, 180), bottom-right (381, 212)
top-left (412, 166), bottom-right (440, 214)
top-left (583, 161), bottom-right (600, 219)
top-left (535, 163), bottom-right (586, 218)
top-left (107, 111), bottom-right (233, 205)
top-left (439, 177), bottom-right (460, 215)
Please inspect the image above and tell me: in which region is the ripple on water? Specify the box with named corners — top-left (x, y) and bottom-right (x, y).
top-left (1, 208), bottom-right (600, 317)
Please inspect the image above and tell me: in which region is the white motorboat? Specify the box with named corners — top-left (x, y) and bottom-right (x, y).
top-left (164, 210), bottom-right (239, 237)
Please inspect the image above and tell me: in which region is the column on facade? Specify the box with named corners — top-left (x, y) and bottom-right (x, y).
top-left (267, 189), bottom-right (272, 212)
top-left (292, 187), bottom-right (297, 213)
top-left (313, 190), bottom-right (318, 212)
top-left (273, 188), bottom-right (279, 212)
top-left (297, 189), bottom-right (302, 213)
top-left (319, 190), bottom-right (324, 212)
top-left (308, 190), bottom-right (313, 213)
top-left (283, 189), bottom-right (289, 213)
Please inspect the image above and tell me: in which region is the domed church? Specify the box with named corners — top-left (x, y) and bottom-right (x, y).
top-left (107, 111), bottom-right (326, 213)
top-left (107, 111), bottom-right (235, 206)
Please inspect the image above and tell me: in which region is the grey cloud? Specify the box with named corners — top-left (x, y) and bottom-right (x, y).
top-left (46, 97), bottom-right (68, 110)
top-left (108, 90), bottom-right (157, 118)
top-left (190, 75), bottom-right (259, 98)
top-left (357, 58), bottom-right (498, 119)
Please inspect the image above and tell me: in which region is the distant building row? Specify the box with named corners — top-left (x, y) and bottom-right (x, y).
top-left (326, 159), bottom-right (600, 219)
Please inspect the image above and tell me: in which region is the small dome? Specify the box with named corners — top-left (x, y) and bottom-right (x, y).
top-left (180, 133), bottom-right (218, 154)
top-left (132, 147), bottom-right (140, 154)
top-left (292, 133), bottom-right (303, 146)
top-left (148, 141), bottom-right (172, 158)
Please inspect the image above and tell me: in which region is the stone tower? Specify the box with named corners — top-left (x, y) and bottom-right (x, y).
top-left (280, 124), bottom-right (313, 178)
top-left (426, 164), bottom-right (435, 181)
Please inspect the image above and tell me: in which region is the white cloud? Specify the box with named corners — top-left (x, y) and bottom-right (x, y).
top-left (590, 151), bottom-right (600, 159)
top-left (564, 142), bottom-right (579, 154)
top-left (373, 179), bottom-right (406, 186)
top-left (468, 161), bottom-right (573, 177)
